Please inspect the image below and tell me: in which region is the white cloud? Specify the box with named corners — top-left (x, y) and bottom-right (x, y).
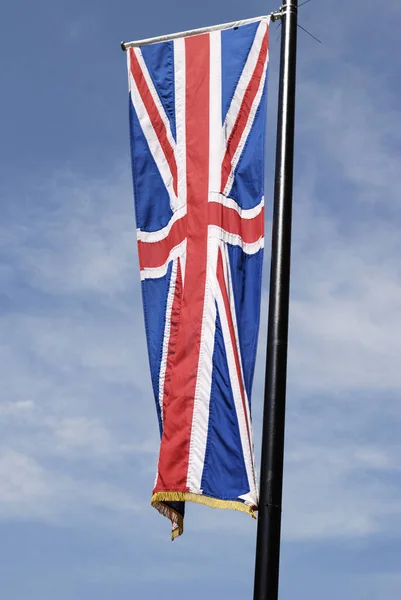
top-left (0, 449), bottom-right (49, 506)
top-left (0, 400), bottom-right (34, 418)
top-left (0, 167), bottom-right (137, 297)
top-left (0, 447), bottom-right (141, 522)
top-left (282, 440), bottom-right (401, 540)
top-left (248, 41), bottom-right (401, 545)
top-left (0, 167), bottom-right (160, 529)
top-left (52, 417), bottom-right (117, 455)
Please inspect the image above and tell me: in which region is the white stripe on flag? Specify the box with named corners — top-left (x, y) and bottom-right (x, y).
top-left (221, 243), bottom-right (257, 499)
top-left (187, 236), bottom-right (219, 494)
top-left (208, 225), bottom-right (264, 255)
top-left (139, 240), bottom-right (186, 280)
top-left (174, 37), bottom-right (187, 216)
top-left (158, 258), bottom-right (178, 425)
top-left (223, 43), bottom-right (269, 198)
top-left (208, 30), bottom-right (223, 196)
top-left (215, 252), bottom-right (257, 502)
top-left (137, 205), bottom-right (186, 243)
top-left (134, 48), bottom-right (177, 158)
top-left (209, 192), bottom-right (265, 219)
top-left (223, 20), bottom-right (267, 144)
top-left (128, 69), bottom-right (178, 208)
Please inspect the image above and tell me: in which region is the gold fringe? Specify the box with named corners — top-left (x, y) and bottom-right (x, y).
top-left (151, 498), bottom-right (184, 541)
top-left (151, 491), bottom-right (257, 540)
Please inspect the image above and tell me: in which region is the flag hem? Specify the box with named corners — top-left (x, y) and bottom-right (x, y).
top-left (151, 491), bottom-right (257, 540)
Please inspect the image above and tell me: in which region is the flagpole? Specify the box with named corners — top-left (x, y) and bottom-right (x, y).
top-left (253, 1), bottom-right (298, 599)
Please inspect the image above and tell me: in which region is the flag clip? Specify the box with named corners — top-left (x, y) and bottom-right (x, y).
top-left (271, 5), bottom-right (286, 21)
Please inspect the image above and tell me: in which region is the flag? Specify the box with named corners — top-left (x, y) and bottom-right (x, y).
top-left (127, 17), bottom-right (269, 538)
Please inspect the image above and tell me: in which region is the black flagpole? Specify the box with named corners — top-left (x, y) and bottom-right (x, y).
top-left (253, 1), bottom-right (298, 599)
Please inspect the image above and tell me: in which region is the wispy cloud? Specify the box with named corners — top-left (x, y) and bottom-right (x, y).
top-left (251, 31), bottom-right (401, 547)
top-left (0, 166), bottom-right (160, 529)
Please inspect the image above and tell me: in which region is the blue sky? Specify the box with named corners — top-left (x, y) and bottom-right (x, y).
top-left (1, 0), bottom-right (401, 598)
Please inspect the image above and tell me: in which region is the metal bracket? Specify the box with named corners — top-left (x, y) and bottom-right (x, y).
top-left (270, 5), bottom-right (286, 21)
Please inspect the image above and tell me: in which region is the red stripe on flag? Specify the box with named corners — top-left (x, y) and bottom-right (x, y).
top-left (216, 248), bottom-right (252, 451)
top-left (129, 48), bottom-right (178, 197)
top-left (208, 203), bottom-right (264, 245)
top-left (154, 258), bottom-right (183, 490)
top-left (220, 27), bottom-right (269, 193)
top-left (155, 34), bottom-right (210, 492)
top-left (138, 216), bottom-right (187, 270)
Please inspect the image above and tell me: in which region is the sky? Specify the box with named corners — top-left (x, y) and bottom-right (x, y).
top-left (1, 0), bottom-right (401, 598)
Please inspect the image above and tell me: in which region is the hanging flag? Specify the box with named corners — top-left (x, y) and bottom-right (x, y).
top-left (127, 16), bottom-right (269, 539)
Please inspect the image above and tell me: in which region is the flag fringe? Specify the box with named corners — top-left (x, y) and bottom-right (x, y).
top-left (151, 491), bottom-right (257, 540)
top-left (151, 497), bottom-right (185, 540)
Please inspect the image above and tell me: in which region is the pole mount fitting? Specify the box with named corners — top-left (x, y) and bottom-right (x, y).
top-left (271, 5), bottom-right (286, 21)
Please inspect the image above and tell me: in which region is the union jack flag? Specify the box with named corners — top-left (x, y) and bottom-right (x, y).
top-left (127, 17), bottom-right (269, 538)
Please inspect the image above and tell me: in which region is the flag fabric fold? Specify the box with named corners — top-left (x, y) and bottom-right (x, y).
top-left (127, 17), bottom-right (269, 539)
